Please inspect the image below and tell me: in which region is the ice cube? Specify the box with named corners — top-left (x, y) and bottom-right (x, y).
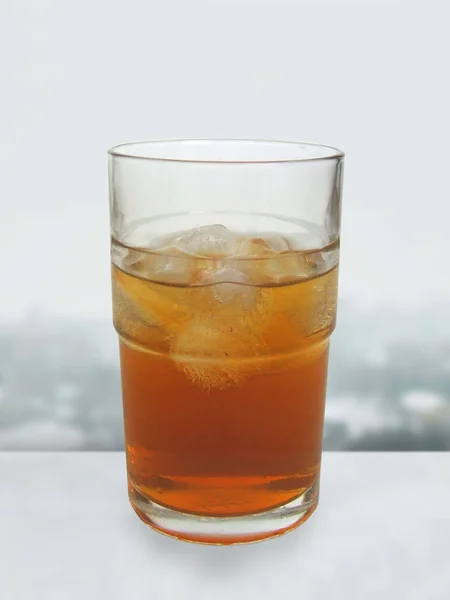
top-left (113, 264), bottom-right (188, 328)
top-left (196, 264), bottom-right (257, 307)
top-left (116, 242), bottom-right (198, 286)
top-left (162, 224), bottom-right (238, 258)
top-left (235, 233), bottom-right (289, 257)
top-left (112, 275), bottom-right (170, 350)
top-left (149, 254), bottom-right (197, 285)
top-left (169, 262), bottom-right (268, 389)
top-left (170, 309), bottom-right (267, 390)
top-left (266, 252), bottom-right (320, 283)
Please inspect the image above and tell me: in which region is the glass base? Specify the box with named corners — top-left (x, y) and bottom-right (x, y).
top-left (128, 478), bottom-right (319, 545)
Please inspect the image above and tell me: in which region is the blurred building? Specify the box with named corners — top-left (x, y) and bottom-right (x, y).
top-left (0, 309), bottom-right (450, 451)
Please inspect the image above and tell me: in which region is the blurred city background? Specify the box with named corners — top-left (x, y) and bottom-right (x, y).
top-left (1, 301), bottom-right (450, 451)
top-left (1, 3), bottom-right (448, 451)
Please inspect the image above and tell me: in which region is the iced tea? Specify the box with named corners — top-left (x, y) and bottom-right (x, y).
top-left (112, 221), bottom-right (338, 531)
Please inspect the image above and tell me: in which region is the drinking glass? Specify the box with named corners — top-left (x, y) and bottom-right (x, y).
top-left (108, 139), bottom-right (344, 544)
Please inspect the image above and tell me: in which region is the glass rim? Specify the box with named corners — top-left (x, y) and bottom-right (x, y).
top-left (108, 138), bottom-right (344, 164)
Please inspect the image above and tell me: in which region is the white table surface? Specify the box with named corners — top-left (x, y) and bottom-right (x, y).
top-left (1, 452), bottom-right (449, 600)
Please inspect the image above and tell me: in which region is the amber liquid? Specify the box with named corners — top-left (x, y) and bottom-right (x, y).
top-left (112, 238), bottom-right (338, 518)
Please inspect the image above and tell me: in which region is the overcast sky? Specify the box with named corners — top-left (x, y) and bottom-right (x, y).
top-left (1, 2), bottom-right (448, 320)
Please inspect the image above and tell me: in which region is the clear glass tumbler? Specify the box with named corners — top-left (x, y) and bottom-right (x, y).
top-left (108, 139), bottom-right (344, 544)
